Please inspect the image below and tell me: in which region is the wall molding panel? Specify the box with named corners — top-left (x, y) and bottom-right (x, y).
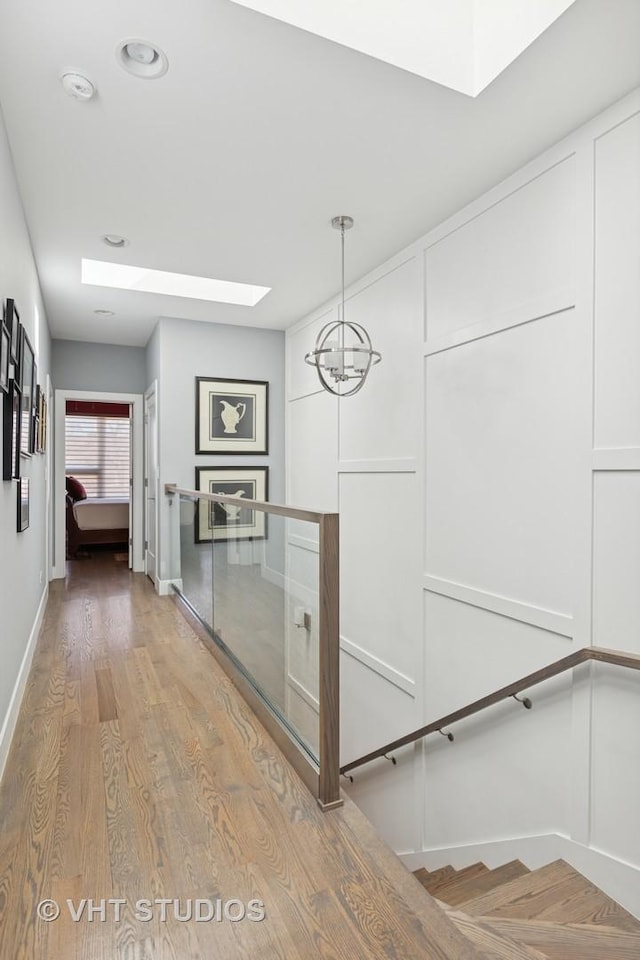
top-left (592, 448), bottom-right (640, 471)
top-left (340, 635), bottom-right (416, 697)
top-left (286, 674), bottom-right (319, 710)
top-left (338, 458), bottom-right (417, 474)
top-left (423, 575), bottom-right (574, 639)
top-left (423, 294), bottom-right (575, 357)
top-left (288, 533), bottom-right (319, 554)
top-left (286, 86), bottom-right (640, 903)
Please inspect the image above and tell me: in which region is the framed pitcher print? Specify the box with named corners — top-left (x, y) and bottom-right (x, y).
top-left (195, 466), bottom-right (268, 543)
top-left (196, 377), bottom-right (268, 454)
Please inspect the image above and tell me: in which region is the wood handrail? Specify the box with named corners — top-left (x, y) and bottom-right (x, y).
top-left (340, 646), bottom-right (640, 776)
top-left (164, 482), bottom-right (332, 524)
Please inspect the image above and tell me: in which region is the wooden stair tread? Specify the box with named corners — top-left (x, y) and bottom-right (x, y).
top-left (460, 860), bottom-right (587, 919)
top-left (413, 866), bottom-right (431, 888)
top-left (446, 910), bottom-right (549, 960)
top-left (420, 864), bottom-right (456, 887)
top-left (479, 917), bottom-right (640, 959)
top-left (437, 861), bottom-right (531, 908)
top-left (425, 862), bottom-right (490, 897)
top-left (461, 860), bottom-right (639, 932)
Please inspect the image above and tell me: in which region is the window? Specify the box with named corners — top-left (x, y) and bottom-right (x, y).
top-left (65, 402), bottom-right (131, 499)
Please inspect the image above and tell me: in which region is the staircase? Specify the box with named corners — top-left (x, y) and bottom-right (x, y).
top-left (413, 859), bottom-right (640, 958)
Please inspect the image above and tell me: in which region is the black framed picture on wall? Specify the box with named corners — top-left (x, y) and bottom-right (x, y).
top-left (195, 465), bottom-right (268, 543)
top-left (5, 298), bottom-right (20, 369)
top-left (17, 476), bottom-right (29, 532)
top-left (195, 377), bottom-right (268, 454)
top-left (0, 323), bottom-right (9, 394)
top-left (19, 327), bottom-right (35, 457)
top-left (2, 380), bottom-right (21, 481)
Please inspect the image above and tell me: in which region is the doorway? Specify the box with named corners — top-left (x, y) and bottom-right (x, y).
top-left (144, 382), bottom-right (159, 587)
top-left (53, 389), bottom-right (144, 578)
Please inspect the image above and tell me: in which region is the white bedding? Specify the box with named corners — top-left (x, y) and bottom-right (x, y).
top-left (73, 498), bottom-right (129, 531)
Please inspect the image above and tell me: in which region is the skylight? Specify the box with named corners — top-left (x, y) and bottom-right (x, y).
top-left (81, 258), bottom-right (271, 306)
top-left (228, 0), bottom-right (577, 97)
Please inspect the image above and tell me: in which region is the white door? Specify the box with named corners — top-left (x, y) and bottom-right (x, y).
top-left (144, 384), bottom-right (158, 585)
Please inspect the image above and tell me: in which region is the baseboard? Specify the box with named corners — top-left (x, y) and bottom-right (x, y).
top-left (157, 578), bottom-right (182, 596)
top-left (399, 832), bottom-right (640, 919)
top-left (0, 585), bottom-right (48, 783)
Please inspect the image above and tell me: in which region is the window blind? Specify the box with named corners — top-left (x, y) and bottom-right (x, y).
top-left (65, 415), bottom-right (131, 499)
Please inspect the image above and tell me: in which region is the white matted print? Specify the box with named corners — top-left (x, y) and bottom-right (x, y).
top-left (195, 466), bottom-right (268, 543)
top-left (196, 377), bottom-right (268, 454)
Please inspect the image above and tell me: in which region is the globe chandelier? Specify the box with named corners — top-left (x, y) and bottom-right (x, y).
top-left (305, 216), bottom-right (381, 397)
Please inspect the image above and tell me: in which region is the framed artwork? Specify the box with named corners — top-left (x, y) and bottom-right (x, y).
top-left (17, 477), bottom-right (29, 532)
top-left (35, 386), bottom-right (47, 453)
top-left (195, 466), bottom-right (268, 543)
top-left (5, 299), bottom-right (20, 368)
top-left (2, 380), bottom-right (21, 480)
top-left (195, 377), bottom-right (268, 454)
top-left (0, 323), bottom-right (9, 393)
top-left (19, 327), bottom-right (35, 457)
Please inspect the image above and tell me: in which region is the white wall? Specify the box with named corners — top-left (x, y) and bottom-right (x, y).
top-left (286, 88), bottom-right (640, 913)
top-left (51, 339), bottom-right (147, 394)
top-left (150, 316), bottom-right (285, 588)
top-left (0, 105), bottom-right (51, 776)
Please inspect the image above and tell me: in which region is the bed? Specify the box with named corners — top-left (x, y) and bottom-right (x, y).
top-left (65, 489), bottom-right (130, 557)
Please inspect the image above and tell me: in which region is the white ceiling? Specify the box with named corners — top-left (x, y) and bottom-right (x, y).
top-left (228, 0), bottom-right (578, 96)
top-left (0, 0), bottom-right (638, 347)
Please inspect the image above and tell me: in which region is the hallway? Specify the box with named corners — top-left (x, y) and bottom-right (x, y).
top-left (0, 554), bottom-right (479, 959)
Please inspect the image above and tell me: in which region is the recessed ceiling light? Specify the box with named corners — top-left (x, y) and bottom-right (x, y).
top-left (60, 72), bottom-right (96, 101)
top-left (116, 39), bottom-right (169, 79)
top-left (102, 234), bottom-right (129, 248)
top-left (81, 259), bottom-right (271, 307)
top-left (93, 308), bottom-right (115, 316)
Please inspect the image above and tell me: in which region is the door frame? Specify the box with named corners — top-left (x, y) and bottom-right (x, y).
top-left (144, 380), bottom-right (159, 588)
top-left (52, 389), bottom-right (144, 578)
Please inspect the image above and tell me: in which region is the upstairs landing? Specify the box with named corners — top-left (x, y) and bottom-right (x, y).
top-left (0, 553), bottom-right (483, 959)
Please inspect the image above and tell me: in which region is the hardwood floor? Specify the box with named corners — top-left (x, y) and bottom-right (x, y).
top-left (0, 554), bottom-right (482, 959)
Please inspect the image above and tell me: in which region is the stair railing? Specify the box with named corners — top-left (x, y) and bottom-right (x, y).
top-left (165, 483), bottom-right (341, 810)
top-left (341, 646), bottom-right (640, 779)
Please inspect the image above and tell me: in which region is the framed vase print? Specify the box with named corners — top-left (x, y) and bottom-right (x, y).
top-left (195, 466), bottom-right (268, 543)
top-left (196, 377), bottom-right (268, 454)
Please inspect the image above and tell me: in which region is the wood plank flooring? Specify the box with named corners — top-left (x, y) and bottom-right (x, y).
top-left (0, 553), bottom-right (482, 959)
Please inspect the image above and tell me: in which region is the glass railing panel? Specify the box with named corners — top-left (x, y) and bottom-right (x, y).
top-left (211, 508), bottom-right (320, 761)
top-left (176, 493), bottom-right (214, 627)
top-left (164, 483), bottom-right (340, 808)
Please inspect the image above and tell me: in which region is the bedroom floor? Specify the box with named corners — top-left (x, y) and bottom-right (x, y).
top-left (66, 543), bottom-right (130, 565)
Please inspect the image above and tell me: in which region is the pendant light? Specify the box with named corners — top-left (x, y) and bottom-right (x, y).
top-left (305, 216), bottom-right (381, 396)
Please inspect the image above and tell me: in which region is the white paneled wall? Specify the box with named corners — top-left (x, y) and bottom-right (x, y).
top-left (425, 309), bottom-right (581, 615)
top-left (286, 89), bottom-right (640, 913)
top-left (424, 156), bottom-right (576, 343)
top-left (593, 113), bottom-right (640, 449)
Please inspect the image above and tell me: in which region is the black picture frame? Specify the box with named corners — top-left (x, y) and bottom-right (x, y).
top-left (194, 466), bottom-right (268, 543)
top-left (19, 327), bottom-right (35, 458)
top-left (5, 299), bottom-right (20, 369)
top-left (17, 476), bottom-right (29, 532)
top-left (195, 377), bottom-right (269, 455)
top-left (0, 324), bottom-right (9, 394)
top-left (2, 380), bottom-right (21, 480)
